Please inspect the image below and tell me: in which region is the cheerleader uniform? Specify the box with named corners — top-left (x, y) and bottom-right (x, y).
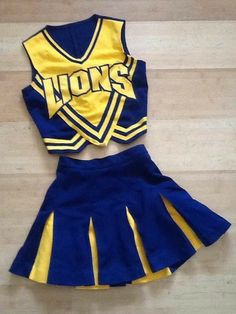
top-left (9, 14), bottom-right (231, 289)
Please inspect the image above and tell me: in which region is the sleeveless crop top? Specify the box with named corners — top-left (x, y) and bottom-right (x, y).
top-left (21, 14), bottom-right (148, 154)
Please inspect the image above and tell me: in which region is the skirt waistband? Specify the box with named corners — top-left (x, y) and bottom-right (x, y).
top-left (57, 144), bottom-right (150, 172)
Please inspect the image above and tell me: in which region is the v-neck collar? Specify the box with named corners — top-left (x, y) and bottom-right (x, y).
top-left (42, 14), bottom-right (102, 64)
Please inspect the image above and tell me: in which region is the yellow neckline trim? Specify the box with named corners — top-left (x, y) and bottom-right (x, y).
top-left (42, 16), bottom-right (102, 63)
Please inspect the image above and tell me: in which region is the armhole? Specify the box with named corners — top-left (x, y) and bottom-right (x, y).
top-left (22, 39), bottom-right (37, 82)
top-left (120, 19), bottom-right (131, 55)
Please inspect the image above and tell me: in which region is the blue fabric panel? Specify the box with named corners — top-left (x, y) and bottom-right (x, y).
top-left (22, 86), bottom-right (76, 140)
top-left (47, 209), bottom-right (94, 286)
top-left (117, 60), bottom-right (148, 127)
top-left (45, 15), bottom-right (99, 59)
top-left (92, 203), bottom-right (146, 285)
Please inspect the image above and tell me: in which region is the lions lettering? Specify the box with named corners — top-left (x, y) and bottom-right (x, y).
top-left (43, 62), bottom-right (136, 118)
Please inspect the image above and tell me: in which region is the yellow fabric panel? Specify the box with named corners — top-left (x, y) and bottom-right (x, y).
top-left (43, 133), bottom-right (80, 144)
top-left (161, 195), bottom-right (203, 250)
top-left (23, 32), bottom-right (78, 77)
top-left (125, 206), bottom-right (152, 275)
top-left (125, 206), bottom-right (172, 284)
top-left (63, 92), bottom-right (118, 138)
top-left (102, 95), bottom-right (126, 144)
top-left (29, 211), bottom-right (54, 283)
top-left (69, 90), bottom-right (111, 127)
top-left (88, 18), bottom-right (125, 65)
top-left (76, 285), bottom-right (110, 290)
top-left (79, 217), bottom-right (110, 290)
top-left (127, 56), bottom-right (137, 80)
top-left (132, 267), bottom-right (172, 284)
top-left (23, 17), bottom-right (125, 79)
top-left (46, 137), bottom-right (86, 151)
top-left (88, 217), bottom-right (99, 285)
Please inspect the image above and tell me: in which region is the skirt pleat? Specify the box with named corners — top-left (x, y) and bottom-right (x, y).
top-left (9, 189), bottom-right (55, 280)
top-left (91, 202), bottom-right (146, 285)
top-left (28, 211), bottom-right (54, 283)
top-left (126, 192), bottom-right (198, 274)
top-left (156, 176), bottom-right (231, 247)
top-left (47, 210), bottom-right (94, 286)
top-left (9, 144), bottom-right (231, 289)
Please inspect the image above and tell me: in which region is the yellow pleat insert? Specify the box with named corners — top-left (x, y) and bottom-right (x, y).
top-left (126, 206), bottom-right (172, 284)
top-left (76, 217), bottom-right (109, 290)
top-left (29, 211), bottom-right (54, 283)
top-left (161, 195), bottom-right (203, 250)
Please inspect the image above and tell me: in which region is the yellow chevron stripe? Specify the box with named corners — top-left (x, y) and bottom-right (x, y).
top-left (35, 74), bottom-right (43, 84)
top-left (125, 55), bottom-right (132, 67)
top-left (31, 82), bottom-right (45, 98)
top-left (127, 56), bottom-right (137, 80)
top-left (46, 137), bottom-right (86, 151)
top-left (58, 94), bottom-right (126, 146)
top-left (112, 124), bottom-right (147, 141)
top-left (115, 117), bottom-right (147, 133)
top-left (63, 91), bottom-right (119, 138)
top-left (43, 133), bottom-right (81, 144)
top-left (57, 111), bottom-right (102, 145)
top-left (43, 18), bottom-right (102, 62)
top-left (102, 95), bottom-right (126, 144)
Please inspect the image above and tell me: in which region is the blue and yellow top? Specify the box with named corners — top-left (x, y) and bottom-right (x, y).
top-left (21, 14), bottom-right (148, 154)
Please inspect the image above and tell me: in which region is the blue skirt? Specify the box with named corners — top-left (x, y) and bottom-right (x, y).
top-left (9, 144), bottom-right (231, 289)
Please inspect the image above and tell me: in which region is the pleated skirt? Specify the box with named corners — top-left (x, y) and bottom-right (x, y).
top-left (9, 144), bottom-right (231, 289)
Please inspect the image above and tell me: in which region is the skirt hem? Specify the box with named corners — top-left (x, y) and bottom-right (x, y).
top-left (8, 219), bottom-right (231, 289)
